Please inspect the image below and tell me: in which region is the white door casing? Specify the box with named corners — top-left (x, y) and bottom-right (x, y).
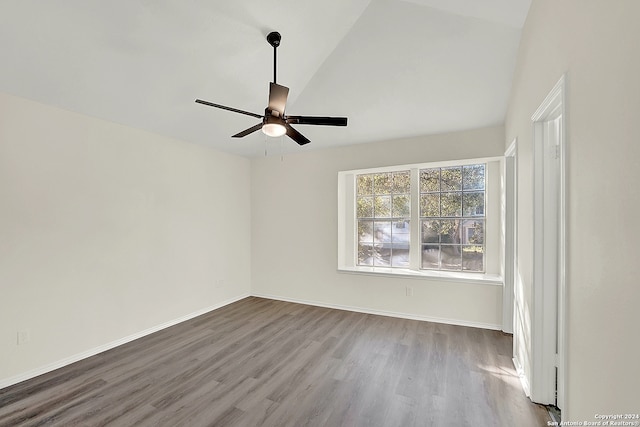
top-left (503, 139), bottom-right (517, 334)
top-left (530, 74), bottom-right (567, 409)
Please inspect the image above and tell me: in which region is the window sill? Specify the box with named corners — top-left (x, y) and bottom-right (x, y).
top-left (337, 266), bottom-right (503, 285)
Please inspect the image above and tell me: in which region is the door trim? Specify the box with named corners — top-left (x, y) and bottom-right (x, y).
top-left (503, 138), bottom-right (517, 334)
top-left (530, 74), bottom-right (567, 408)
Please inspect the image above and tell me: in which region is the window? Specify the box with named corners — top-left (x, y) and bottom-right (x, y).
top-left (420, 165), bottom-right (485, 272)
top-left (338, 158), bottom-right (500, 281)
top-left (356, 171), bottom-right (411, 267)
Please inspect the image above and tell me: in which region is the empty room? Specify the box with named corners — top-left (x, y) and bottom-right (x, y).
top-left (1, 1), bottom-right (638, 426)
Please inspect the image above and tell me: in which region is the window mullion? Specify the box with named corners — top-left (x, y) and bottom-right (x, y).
top-left (409, 168), bottom-right (421, 270)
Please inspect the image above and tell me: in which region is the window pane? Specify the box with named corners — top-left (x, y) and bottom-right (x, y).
top-left (357, 221), bottom-right (374, 266)
top-left (422, 244), bottom-right (440, 269)
top-left (441, 192), bottom-right (462, 217)
top-left (392, 171), bottom-right (411, 193)
top-left (374, 195), bottom-right (391, 217)
top-left (440, 245), bottom-right (462, 270)
top-left (421, 220), bottom-right (440, 243)
top-left (440, 219), bottom-right (461, 244)
top-left (373, 221), bottom-right (391, 244)
top-left (441, 167), bottom-right (462, 191)
top-left (391, 221), bottom-right (410, 251)
top-left (462, 191), bottom-right (484, 217)
top-left (373, 173), bottom-right (392, 195)
top-left (391, 221), bottom-right (410, 267)
top-left (463, 164), bottom-right (485, 191)
top-left (420, 194), bottom-right (440, 217)
top-left (391, 251), bottom-right (409, 267)
top-left (462, 245), bottom-right (484, 271)
top-left (420, 169), bottom-right (440, 192)
top-left (374, 248), bottom-right (391, 266)
top-left (357, 174), bottom-right (373, 195)
top-left (372, 221), bottom-right (392, 267)
top-left (392, 194), bottom-right (410, 217)
top-left (374, 250), bottom-right (391, 266)
top-left (357, 243), bottom-right (374, 265)
top-left (462, 219), bottom-right (484, 245)
top-left (358, 221), bottom-right (373, 243)
top-left (356, 196), bottom-right (373, 218)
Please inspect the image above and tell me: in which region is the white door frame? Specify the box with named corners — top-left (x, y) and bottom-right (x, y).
top-left (530, 74), bottom-right (567, 408)
top-left (503, 139), bottom-right (517, 334)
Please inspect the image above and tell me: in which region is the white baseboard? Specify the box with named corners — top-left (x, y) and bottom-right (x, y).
top-left (0, 293), bottom-right (250, 390)
top-left (513, 356), bottom-right (531, 397)
top-left (251, 293), bottom-right (502, 331)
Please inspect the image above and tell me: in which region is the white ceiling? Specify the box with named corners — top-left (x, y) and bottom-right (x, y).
top-left (0, 0), bottom-right (530, 158)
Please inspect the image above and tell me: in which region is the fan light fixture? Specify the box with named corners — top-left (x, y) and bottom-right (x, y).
top-left (262, 114), bottom-right (286, 137)
top-left (262, 123), bottom-right (286, 137)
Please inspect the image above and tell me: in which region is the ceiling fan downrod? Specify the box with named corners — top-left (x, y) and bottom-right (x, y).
top-left (266, 31), bottom-right (281, 84)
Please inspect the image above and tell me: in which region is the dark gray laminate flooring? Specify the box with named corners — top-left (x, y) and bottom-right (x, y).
top-left (0, 297), bottom-right (550, 426)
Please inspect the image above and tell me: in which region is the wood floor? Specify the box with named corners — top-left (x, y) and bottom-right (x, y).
top-left (0, 297), bottom-right (550, 427)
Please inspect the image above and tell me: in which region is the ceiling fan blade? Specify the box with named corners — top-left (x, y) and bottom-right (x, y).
top-left (286, 115), bottom-right (348, 126)
top-left (232, 123), bottom-right (263, 138)
top-left (268, 83), bottom-right (289, 115)
top-left (195, 99), bottom-right (263, 119)
top-left (285, 124), bottom-right (311, 146)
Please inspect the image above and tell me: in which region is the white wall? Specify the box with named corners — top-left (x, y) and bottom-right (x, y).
top-left (506, 0), bottom-right (640, 420)
top-left (251, 126), bottom-right (506, 328)
top-left (0, 92), bottom-right (251, 384)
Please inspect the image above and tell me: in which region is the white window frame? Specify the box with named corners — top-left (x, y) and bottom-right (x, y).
top-left (338, 157), bottom-right (503, 285)
top-left (355, 169), bottom-right (412, 269)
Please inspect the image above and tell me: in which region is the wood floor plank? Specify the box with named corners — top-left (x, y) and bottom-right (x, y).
top-left (0, 297), bottom-right (551, 426)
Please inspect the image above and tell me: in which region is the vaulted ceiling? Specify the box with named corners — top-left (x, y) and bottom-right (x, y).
top-left (0, 0), bottom-right (530, 157)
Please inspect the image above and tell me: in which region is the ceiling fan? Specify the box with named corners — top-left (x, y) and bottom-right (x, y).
top-left (195, 31), bottom-right (347, 146)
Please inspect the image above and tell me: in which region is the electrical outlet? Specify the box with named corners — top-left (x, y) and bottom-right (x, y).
top-left (17, 329), bottom-right (31, 345)
top-left (405, 286), bottom-right (414, 297)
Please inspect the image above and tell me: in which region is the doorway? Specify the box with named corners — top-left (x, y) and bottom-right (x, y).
top-left (530, 75), bottom-right (567, 411)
